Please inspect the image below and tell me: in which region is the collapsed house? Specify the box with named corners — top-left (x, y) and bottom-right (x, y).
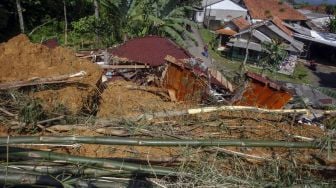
top-left (236, 72), bottom-right (292, 109)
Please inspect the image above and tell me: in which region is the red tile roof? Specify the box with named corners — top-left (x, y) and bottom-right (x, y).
top-left (243, 0), bottom-right (307, 21)
top-left (109, 36), bottom-right (192, 66)
top-left (271, 17), bottom-right (293, 36)
top-left (216, 28), bottom-right (237, 36)
top-left (231, 16), bottom-right (250, 31)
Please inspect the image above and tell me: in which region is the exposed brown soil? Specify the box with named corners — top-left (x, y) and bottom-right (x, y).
top-left (0, 34), bottom-right (103, 114)
top-left (97, 80), bottom-right (188, 118)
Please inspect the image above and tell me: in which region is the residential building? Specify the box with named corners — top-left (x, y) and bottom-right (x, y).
top-left (284, 23), bottom-right (336, 61)
top-left (195, 0), bottom-right (247, 30)
top-left (298, 9), bottom-right (334, 31)
top-left (225, 18), bottom-right (304, 74)
top-left (241, 0), bottom-right (307, 24)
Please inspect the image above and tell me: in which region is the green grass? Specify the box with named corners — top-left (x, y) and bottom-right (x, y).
top-left (198, 28), bottom-right (312, 84)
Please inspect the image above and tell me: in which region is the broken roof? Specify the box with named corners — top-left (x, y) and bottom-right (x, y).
top-left (231, 16), bottom-right (250, 31)
top-left (271, 17), bottom-right (293, 36)
top-left (243, 0), bottom-right (307, 21)
top-left (230, 20), bottom-right (304, 52)
top-left (109, 36), bottom-right (192, 66)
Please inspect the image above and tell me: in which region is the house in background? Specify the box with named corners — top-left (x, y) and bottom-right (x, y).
top-left (241, 0), bottom-right (307, 24)
top-left (194, 0), bottom-right (247, 30)
top-left (224, 16), bottom-right (251, 32)
top-left (284, 22), bottom-right (336, 62)
top-left (225, 17), bottom-right (304, 75)
top-left (216, 16), bottom-right (250, 50)
top-left (298, 9), bottom-right (334, 32)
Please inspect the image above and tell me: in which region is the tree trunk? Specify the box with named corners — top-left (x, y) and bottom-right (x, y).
top-left (63, 0), bottom-right (68, 45)
top-left (239, 28), bottom-right (253, 78)
top-left (16, 0), bottom-right (25, 33)
top-left (94, 0), bottom-right (99, 19)
top-left (93, 0), bottom-right (100, 46)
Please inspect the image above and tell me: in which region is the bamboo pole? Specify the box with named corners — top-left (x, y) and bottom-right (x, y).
top-left (6, 165), bottom-right (132, 177)
top-left (0, 148), bottom-right (177, 176)
top-left (0, 136), bottom-right (327, 149)
top-left (139, 105), bottom-right (336, 120)
top-left (0, 168), bottom-right (62, 186)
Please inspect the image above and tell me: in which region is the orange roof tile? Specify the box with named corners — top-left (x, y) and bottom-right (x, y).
top-left (271, 17), bottom-right (293, 36)
top-left (243, 0), bottom-right (307, 21)
top-left (231, 16), bottom-right (250, 31)
top-left (216, 29), bottom-right (237, 36)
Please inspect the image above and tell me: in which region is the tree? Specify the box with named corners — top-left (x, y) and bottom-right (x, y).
top-left (16, 0), bottom-right (25, 33)
top-left (260, 40), bottom-right (287, 74)
top-left (63, 0), bottom-right (68, 45)
top-left (93, 0), bottom-right (99, 19)
top-left (97, 0), bottom-right (196, 46)
top-left (328, 15), bottom-right (336, 33)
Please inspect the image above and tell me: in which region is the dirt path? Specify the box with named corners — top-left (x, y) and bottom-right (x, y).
top-left (187, 26), bottom-right (213, 68)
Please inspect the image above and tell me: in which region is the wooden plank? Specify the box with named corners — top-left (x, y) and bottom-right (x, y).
top-left (100, 65), bottom-right (150, 69)
top-left (0, 71), bottom-right (86, 90)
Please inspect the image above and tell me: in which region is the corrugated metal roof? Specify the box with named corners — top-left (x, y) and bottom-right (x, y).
top-left (109, 36), bottom-right (192, 66)
top-left (235, 72), bottom-right (292, 109)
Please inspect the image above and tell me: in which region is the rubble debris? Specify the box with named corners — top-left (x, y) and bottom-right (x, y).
top-left (0, 34), bottom-right (103, 114)
top-left (97, 80), bottom-right (184, 118)
top-left (235, 72), bottom-right (293, 109)
top-left (163, 56), bottom-right (207, 102)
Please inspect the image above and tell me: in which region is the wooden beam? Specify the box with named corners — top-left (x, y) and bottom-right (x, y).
top-left (100, 65), bottom-right (150, 69)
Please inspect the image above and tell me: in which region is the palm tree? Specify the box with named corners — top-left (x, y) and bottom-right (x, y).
top-left (99, 0), bottom-right (196, 46)
top-left (144, 0), bottom-right (197, 47)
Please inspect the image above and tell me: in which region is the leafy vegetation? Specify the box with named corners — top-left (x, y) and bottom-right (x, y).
top-left (0, 0), bottom-right (200, 48)
top-left (259, 40), bottom-right (287, 73)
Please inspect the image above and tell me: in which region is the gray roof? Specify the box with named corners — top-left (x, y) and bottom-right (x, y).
top-left (283, 23), bottom-right (312, 37)
top-left (232, 20), bottom-right (304, 52)
top-left (294, 31), bottom-right (336, 48)
top-left (298, 9), bottom-right (331, 20)
top-left (227, 40), bottom-right (262, 51)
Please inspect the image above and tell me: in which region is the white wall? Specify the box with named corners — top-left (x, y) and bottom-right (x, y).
top-left (206, 9), bottom-right (247, 22)
top-left (195, 11), bottom-right (205, 23)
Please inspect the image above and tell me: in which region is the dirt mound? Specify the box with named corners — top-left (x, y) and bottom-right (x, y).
top-left (97, 81), bottom-right (185, 118)
top-left (0, 34), bottom-right (102, 114)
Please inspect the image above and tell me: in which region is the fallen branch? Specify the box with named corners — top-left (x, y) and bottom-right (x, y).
top-left (0, 107), bottom-right (15, 117)
top-left (208, 147), bottom-right (271, 161)
top-left (0, 71), bottom-right (86, 90)
top-left (125, 85), bottom-right (171, 100)
top-left (37, 116), bottom-right (65, 125)
top-left (0, 136), bottom-right (328, 149)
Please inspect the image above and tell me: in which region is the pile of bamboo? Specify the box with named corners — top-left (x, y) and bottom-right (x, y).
top-left (0, 103), bottom-right (335, 187)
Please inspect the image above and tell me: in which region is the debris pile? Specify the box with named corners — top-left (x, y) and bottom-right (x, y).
top-left (97, 80), bottom-right (183, 118)
top-left (0, 34), bottom-right (103, 114)
top-left (0, 35), bottom-right (335, 187)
